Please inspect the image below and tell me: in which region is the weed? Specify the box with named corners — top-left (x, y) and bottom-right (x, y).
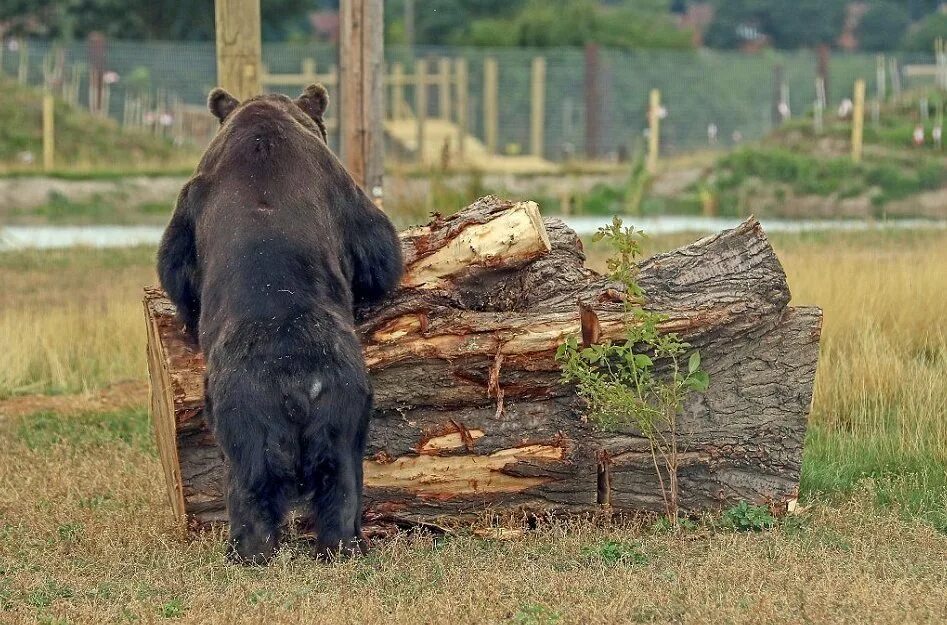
top-left (721, 501), bottom-right (777, 532)
top-left (557, 217), bottom-right (708, 522)
top-left (582, 539), bottom-right (649, 566)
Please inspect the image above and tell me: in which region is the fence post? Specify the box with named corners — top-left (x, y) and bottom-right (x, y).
top-left (648, 89), bottom-right (661, 174)
top-left (530, 56), bottom-right (546, 159)
top-left (339, 0), bottom-right (384, 198)
top-left (772, 64), bottom-right (784, 127)
top-left (876, 54), bottom-right (886, 102)
top-left (18, 39), bottom-right (28, 84)
top-left (889, 57), bottom-right (902, 100)
top-left (455, 57), bottom-right (468, 161)
top-left (438, 57), bottom-right (451, 121)
top-left (483, 57), bottom-right (498, 156)
top-left (584, 44), bottom-right (600, 158)
top-left (392, 62), bottom-right (405, 120)
top-left (42, 93), bottom-right (55, 171)
top-left (214, 0), bottom-right (262, 101)
top-left (851, 79), bottom-right (865, 163)
top-left (302, 58), bottom-right (316, 83)
top-left (415, 58), bottom-right (428, 164)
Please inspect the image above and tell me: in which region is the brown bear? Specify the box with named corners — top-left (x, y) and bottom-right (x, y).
top-left (157, 84), bottom-right (403, 564)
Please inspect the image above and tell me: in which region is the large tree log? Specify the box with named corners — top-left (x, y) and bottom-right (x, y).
top-left (143, 196), bottom-right (821, 531)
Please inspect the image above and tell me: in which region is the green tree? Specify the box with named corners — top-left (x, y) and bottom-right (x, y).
top-left (0, 0), bottom-right (310, 41)
top-left (704, 0), bottom-right (846, 49)
top-left (902, 11), bottom-right (947, 53)
top-left (858, 2), bottom-right (911, 51)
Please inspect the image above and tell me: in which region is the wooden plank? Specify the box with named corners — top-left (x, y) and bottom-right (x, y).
top-left (214, 0), bottom-right (262, 100)
top-left (339, 0), bottom-right (384, 200)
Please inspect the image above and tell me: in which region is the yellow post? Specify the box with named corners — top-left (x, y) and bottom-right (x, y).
top-left (438, 57), bottom-right (451, 121)
top-left (42, 94), bottom-right (55, 171)
top-left (483, 57), bottom-right (498, 155)
top-left (214, 0), bottom-right (262, 100)
top-left (852, 79), bottom-right (866, 163)
top-left (647, 88), bottom-right (661, 174)
top-left (455, 57), bottom-right (468, 161)
top-left (530, 56), bottom-right (546, 158)
top-left (392, 62), bottom-right (405, 120)
top-left (415, 58), bottom-right (427, 164)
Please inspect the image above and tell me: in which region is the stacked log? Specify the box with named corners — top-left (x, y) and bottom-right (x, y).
top-left (143, 196), bottom-right (821, 532)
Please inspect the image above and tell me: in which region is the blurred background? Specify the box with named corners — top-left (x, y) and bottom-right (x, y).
top-left (0, 0), bottom-right (945, 224)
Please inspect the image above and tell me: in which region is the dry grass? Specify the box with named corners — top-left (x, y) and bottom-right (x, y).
top-left (1, 227), bottom-right (946, 623)
top-left (1, 415), bottom-right (946, 624)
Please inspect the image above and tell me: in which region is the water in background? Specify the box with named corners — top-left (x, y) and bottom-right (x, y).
top-left (3, 217), bottom-right (945, 251)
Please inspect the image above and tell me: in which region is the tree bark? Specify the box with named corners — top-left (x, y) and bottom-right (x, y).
top-left (144, 195), bottom-right (821, 532)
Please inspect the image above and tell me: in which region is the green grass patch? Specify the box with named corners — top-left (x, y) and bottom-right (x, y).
top-left (15, 407), bottom-right (153, 452)
top-left (801, 423), bottom-right (947, 531)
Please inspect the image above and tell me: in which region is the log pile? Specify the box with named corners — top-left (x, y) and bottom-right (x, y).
top-left (143, 196), bottom-right (821, 532)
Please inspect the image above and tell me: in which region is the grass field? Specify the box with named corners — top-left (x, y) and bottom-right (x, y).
top-left (1, 227), bottom-right (946, 623)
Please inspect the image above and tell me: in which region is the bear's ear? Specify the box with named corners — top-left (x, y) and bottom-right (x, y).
top-left (295, 83), bottom-right (329, 122)
top-left (208, 88), bottom-right (239, 123)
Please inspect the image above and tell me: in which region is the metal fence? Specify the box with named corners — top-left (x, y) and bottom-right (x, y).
top-left (0, 38), bottom-right (938, 162)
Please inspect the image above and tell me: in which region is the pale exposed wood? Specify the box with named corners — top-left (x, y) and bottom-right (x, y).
top-left (144, 196), bottom-right (821, 531)
top-left (214, 0), bottom-right (262, 101)
top-left (339, 0), bottom-right (384, 198)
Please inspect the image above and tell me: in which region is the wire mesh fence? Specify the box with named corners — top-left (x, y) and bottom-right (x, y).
top-left (0, 37), bottom-right (938, 163)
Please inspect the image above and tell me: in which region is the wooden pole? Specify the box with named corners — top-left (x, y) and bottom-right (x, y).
top-left (483, 57), bottom-right (498, 155)
top-left (438, 57), bottom-right (451, 121)
top-left (455, 58), bottom-right (468, 161)
top-left (340, 0), bottom-right (385, 201)
top-left (851, 79), bottom-right (865, 164)
top-left (414, 58), bottom-right (428, 164)
top-left (214, 0), bottom-right (262, 101)
top-left (17, 39), bottom-right (28, 84)
top-left (414, 59), bottom-right (427, 163)
top-left (42, 94), bottom-right (54, 171)
top-left (648, 88), bottom-right (661, 174)
top-left (392, 62), bottom-right (405, 120)
top-left (876, 54), bottom-right (886, 102)
top-left (584, 44), bottom-right (601, 159)
top-left (530, 56), bottom-right (546, 158)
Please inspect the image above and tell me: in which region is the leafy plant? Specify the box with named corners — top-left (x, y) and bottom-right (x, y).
top-left (581, 539), bottom-right (648, 566)
top-left (721, 501), bottom-right (777, 532)
top-left (556, 217), bottom-right (708, 523)
top-left (512, 604), bottom-right (562, 625)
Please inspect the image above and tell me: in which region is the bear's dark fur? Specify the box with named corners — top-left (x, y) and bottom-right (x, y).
top-left (156, 84), bottom-right (403, 564)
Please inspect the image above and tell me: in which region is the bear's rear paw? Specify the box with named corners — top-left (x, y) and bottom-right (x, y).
top-left (313, 536), bottom-right (367, 562)
top-left (226, 532), bottom-right (278, 566)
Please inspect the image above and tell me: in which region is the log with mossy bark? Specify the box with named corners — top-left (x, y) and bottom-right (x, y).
top-left (143, 195), bottom-right (821, 532)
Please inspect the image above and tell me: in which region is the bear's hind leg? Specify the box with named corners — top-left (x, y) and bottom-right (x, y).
top-left (213, 393), bottom-right (297, 565)
top-left (302, 387), bottom-right (371, 559)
